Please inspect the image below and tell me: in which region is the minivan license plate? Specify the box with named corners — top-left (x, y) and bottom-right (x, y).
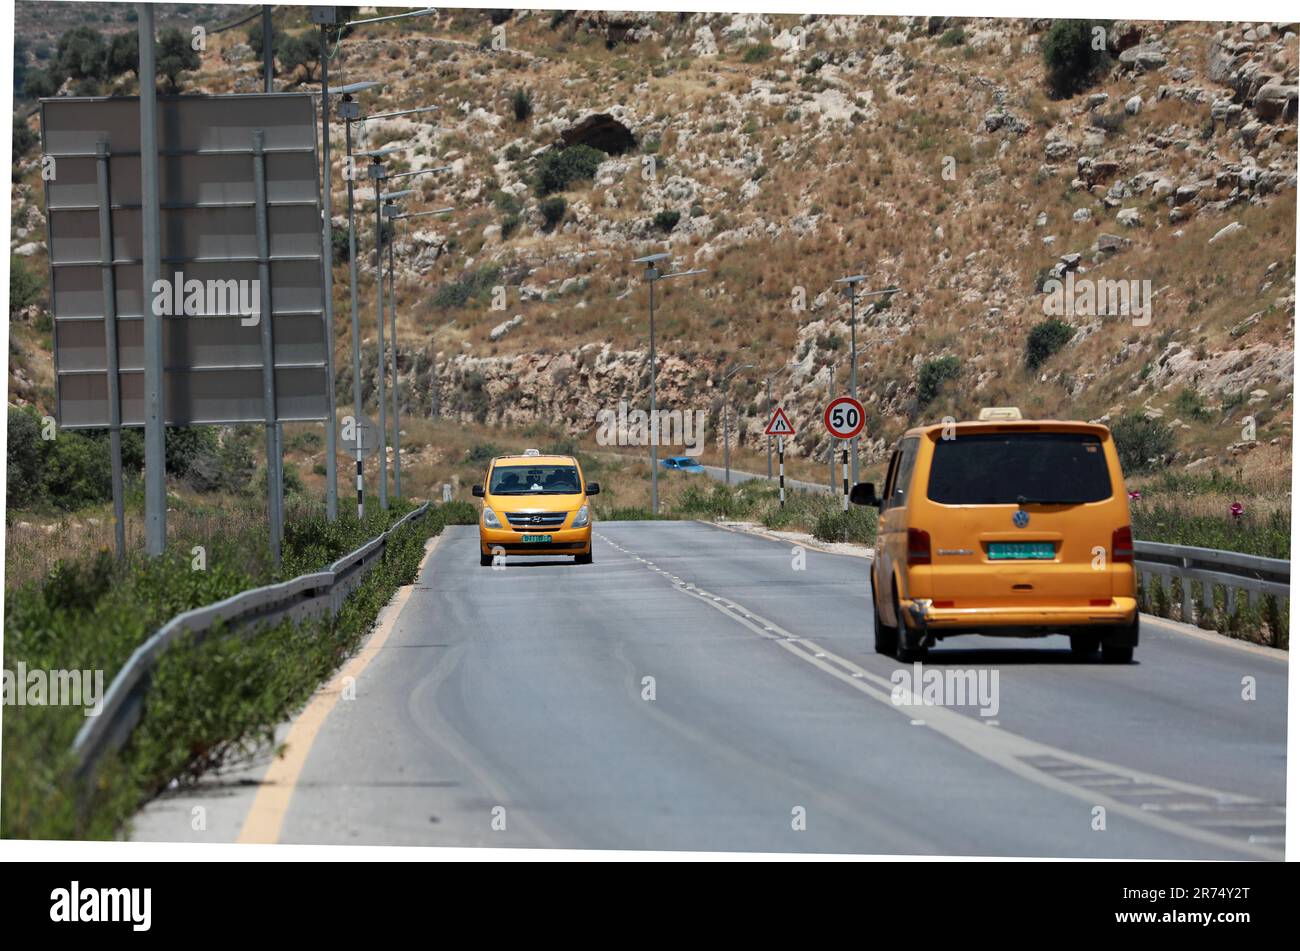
top-left (521, 534), bottom-right (552, 543)
top-left (988, 542), bottom-right (1054, 560)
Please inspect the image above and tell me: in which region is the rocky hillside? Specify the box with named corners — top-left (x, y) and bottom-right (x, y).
top-left (10, 9), bottom-right (1298, 474)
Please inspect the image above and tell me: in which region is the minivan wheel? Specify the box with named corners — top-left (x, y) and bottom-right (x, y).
top-left (1069, 633), bottom-right (1101, 657)
top-left (575, 550), bottom-right (593, 565)
top-left (893, 586), bottom-right (927, 663)
top-left (872, 571), bottom-right (898, 656)
top-left (1102, 643), bottom-right (1134, 664)
top-left (480, 552), bottom-right (493, 567)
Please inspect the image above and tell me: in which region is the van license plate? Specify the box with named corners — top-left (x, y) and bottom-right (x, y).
top-left (988, 542), bottom-right (1055, 560)
top-left (521, 534), bottom-right (552, 543)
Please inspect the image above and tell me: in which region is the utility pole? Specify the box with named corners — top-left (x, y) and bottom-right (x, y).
top-left (311, 6), bottom-right (340, 520)
top-left (261, 6), bottom-right (273, 92)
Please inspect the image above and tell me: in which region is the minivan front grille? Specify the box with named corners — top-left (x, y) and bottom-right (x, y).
top-left (505, 511), bottom-right (568, 530)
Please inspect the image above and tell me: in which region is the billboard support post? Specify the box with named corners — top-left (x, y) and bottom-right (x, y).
top-left (138, 2), bottom-right (165, 557)
top-left (253, 130), bottom-right (283, 564)
top-left (94, 141), bottom-right (126, 561)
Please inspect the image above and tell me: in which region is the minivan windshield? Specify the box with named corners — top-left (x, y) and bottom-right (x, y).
top-left (490, 465), bottom-right (582, 495)
top-left (927, 432), bottom-right (1113, 505)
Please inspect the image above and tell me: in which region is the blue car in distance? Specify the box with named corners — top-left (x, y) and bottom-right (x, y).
top-left (660, 455), bottom-right (706, 473)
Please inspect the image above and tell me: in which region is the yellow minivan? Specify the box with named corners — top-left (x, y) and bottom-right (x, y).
top-left (850, 410), bottom-right (1138, 663)
top-left (473, 450), bottom-right (599, 566)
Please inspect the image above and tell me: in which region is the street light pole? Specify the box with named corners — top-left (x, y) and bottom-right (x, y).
top-left (632, 253), bottom-right (706, 515)
top-left (723, 363), bottom-right (753, 486)
top-left (261, 6), bottom-right (273, 92)
top-left (313, 9), bottom-right (340, 521)
top-left (834, 276), bottom-right (899, 485)
top-left (139, 2), bottom-right (165, 556)
top-left (372, 174), bottom-right (389, 510)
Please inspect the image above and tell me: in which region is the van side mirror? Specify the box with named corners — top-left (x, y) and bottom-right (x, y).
top-left (471, 485), bottom-right (484, 497)
top-left (586, 482), bottom-right (601, 496)
top-left (849, 482), bottom-right (879, 508)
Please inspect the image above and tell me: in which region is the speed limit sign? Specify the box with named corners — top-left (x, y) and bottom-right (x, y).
top-left (823, 396), bottom-right (866, 440)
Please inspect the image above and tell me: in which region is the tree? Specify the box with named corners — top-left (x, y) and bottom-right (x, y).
top-left (56, 25), bottom-right (107, 82)
top-left (246, 19), bottom-right (285, 75)
top-left (156, 27), bottom-right (200, 93)
top-left (1110, 412), bottom-right (1175, 475)
top-left (511, 87), bottom-right (532, 122)
top-left (540, 196), bottom-right (566, 231)
top-left (1042, 20), bottom-right (1111, 98)
top-left (917, 356), bottom-right (961, 405)
top-left (12, 117), bottom-right (36, 164)
top-left (23, 67), bottom-right (62, 98)
top-left (105, 31), bottom-right (139, 80)
top-left (278, 33), bottom-right (320, 85)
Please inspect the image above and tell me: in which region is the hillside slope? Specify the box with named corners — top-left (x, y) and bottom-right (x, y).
top-left (9, 10), bottom-right (1298, 475)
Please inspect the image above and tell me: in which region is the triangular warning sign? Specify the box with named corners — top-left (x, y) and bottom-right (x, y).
top-left (765, 407), bottom-right (796, 436)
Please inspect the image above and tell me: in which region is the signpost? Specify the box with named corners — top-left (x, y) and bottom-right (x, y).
top-left (765, 408), bottom-right (796, 508)
top-left (823, 396), bottom-right (866, 520)
top-left (41, 92), bottom-right (328, 562)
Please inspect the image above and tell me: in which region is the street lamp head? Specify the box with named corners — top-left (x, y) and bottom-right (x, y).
top-left (360, 146), bottom-right (402, 159)
top-left (345, 8), bottom-right (438, 28)
top-left (835, 274), bottom-right (868, 285)
top-left (632, 252), bottom-right (671, 265)
top-left (380, 188), bottom-right (416, 201)
top-left (662, 268), bottom-right (707, 280)
top-left (326, 80), bottom-right (382, 95)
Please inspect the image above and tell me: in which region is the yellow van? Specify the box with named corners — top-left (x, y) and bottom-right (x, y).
top-left (473, 450), bottom-right (599, 566)
top-left (850, 411), bottom-right (1138, 662)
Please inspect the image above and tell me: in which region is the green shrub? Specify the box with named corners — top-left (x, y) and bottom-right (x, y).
top-left (1172, 387), bottom-right (1211, 422)
top-left (511, 87), bottom-right (532, 122)
top-left (433, 265), bottom-right (501, 309)
top-left (501, 213), bottom-right (521, 239)
top-left (1110, 412), bottom-right (1175, 475)
top-left (465, 442), bottom-right (501, 465)
top-left (1041, 19), bottom-right (1111, 98)
top-left (535, 144), bottom-right (604, 195)
top-left (653, 209), bottom-right (681, 232)
top-left (9, 256), bottom-right (43, 314)
top-left (937, 27), bottom-right (966, 47)
top-left (1025, 317), bottom-right (1074, 369)
top-left (12, 117), bottom-right (36, 163)
top-left (917, 355), bottom-right (961, 405)
top-left (540, 195), bottom-right (567, 230)
top-left (742, 43), bottom-right (774, 63)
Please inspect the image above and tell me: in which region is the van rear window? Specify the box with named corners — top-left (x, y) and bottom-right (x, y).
top-left (927, 432), bottom-right (1113, 505)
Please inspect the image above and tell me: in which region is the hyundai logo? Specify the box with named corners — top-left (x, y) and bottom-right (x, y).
top-left (1013, 510), bottom-right (1030, 528)
top-left (530, 515), bottom-right (545, 524)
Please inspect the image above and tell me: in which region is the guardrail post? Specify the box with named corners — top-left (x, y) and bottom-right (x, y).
top-left (1180, 557), bottom-right (1195, 623)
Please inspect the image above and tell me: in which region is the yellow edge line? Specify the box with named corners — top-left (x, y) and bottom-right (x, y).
top-left (236, 534), bottom-right (441, 844)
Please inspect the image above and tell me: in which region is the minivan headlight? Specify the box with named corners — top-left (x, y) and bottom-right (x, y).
top-left (571, 505), bottom-right (590, 528)
top-left (483, 507), bottom-right (502, 529)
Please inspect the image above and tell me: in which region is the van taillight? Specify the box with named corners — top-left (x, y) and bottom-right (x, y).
top-left (1112, 525), bottom-right (1134, 564)
top-left (907, 528), bottom-right (932, 565)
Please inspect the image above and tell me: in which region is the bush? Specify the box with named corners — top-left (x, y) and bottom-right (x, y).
top-left (465, 442), bottom-right (501, 465)
top-left (653, 209), bottom-right (681, 233)
top-left (937, 27), bottom-right (966, 47)
top-left (1172, 387), bottom-right (1211, 422)
top-left (535, 144), bottom-right (604, 195)
top-left (12, 117), bottom-right (36, 163)
top-left (433, 265), bottom-right (501, 309)
top-left (511, 87), bottom-right (532, 122)
top-left (9, 256), bottom-right (43, 314)
top-left (742, 43), bottom-right (774, 63)
top-left (1110, 412), bottom-right (1175, 475)
top-left (540, 195), bottom-right (567, 231)
top-left (1041, 19), bottom-right (1111, 98)
top-left (1025, 317), bottom-right (1075, 369)
top-left (438, 500), bottom-right (479, 524)
top-left (917, 356), bottom-right (961, 405)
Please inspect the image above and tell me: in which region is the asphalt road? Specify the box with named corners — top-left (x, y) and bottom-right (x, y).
top-left (133, 520), bottom-right (1287, 857)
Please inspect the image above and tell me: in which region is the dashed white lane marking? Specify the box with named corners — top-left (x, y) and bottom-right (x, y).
top-left (594, 530), bottom-right (1284, 861)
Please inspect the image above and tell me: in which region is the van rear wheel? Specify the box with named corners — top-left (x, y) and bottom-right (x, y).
top-left (1102, 643), bottom-right (1134, 664)
top-left (1069, 633), bottom-right (1101, 657)
top-left (872, 571), bottom-right (898, 655)
top-left (893, 586), bottom-right (928, 663)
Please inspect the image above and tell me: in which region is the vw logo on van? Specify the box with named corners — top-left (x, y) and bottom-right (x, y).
top-left (1013, 510), bottom-right (1030, 528)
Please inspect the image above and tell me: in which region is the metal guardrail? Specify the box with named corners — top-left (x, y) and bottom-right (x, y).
top-left (70, 503), bottom-right (431, 783)
top-left (1133, 540), bottom-right (1289, 623)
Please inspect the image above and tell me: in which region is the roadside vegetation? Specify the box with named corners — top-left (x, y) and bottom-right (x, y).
top-left (2, 498), bottom-right (476, 840)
